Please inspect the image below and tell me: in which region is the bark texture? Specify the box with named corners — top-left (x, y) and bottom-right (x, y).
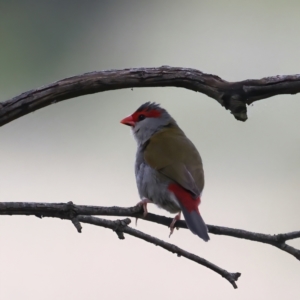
top-left (1, 66), bottom-right (300, 126)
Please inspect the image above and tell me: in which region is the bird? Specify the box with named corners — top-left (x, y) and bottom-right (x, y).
top-left (120, 102), bottom-right (209, 242)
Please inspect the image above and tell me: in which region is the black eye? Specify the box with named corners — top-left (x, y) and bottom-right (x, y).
top-left (138, 114), bottom-right (146, 121)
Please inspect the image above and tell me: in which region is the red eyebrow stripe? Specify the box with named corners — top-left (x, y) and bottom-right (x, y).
top-left (145, 109), bottom-right (161, 118)
top-left (132, 109), bottom-right (161, 121)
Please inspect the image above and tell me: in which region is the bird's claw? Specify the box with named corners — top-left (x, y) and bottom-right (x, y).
top-left (169, 212), bottom-right (181, 237)
top-left (135, 198), bottom-right (152, 226)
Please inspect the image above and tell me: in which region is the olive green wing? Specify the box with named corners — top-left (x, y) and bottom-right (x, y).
top-left (144, 127), bottom-right (204, 196)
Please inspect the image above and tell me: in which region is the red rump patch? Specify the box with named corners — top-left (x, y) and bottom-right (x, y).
top-left (131, 109), bottom-right (161, 122)
top-left (168, 183), bottom-right (201, 213)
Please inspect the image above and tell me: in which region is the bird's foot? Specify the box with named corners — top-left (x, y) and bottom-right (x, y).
top-left (169, 212), bottom-right (181, 237)
top-left (137, 198), bottom-right (153, 217)
top-left (135, 198), bottom-right (152, 226)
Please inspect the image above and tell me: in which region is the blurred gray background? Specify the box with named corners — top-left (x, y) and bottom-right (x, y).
top-left (1, 1), bottom-right (299, 299)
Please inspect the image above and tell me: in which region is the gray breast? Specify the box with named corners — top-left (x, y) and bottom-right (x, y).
top-left (135, 145), bottom-right (181, 214)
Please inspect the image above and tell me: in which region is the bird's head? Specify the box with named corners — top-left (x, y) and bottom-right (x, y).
top-left (120, 102), bottom-right (173, 144)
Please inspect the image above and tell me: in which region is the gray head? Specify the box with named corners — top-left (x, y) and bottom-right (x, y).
top-left (120, 102), bottom-right (174, 145)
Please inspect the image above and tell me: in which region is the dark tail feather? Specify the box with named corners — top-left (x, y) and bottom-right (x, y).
top-left (181, 207), bottom-right (210, 242)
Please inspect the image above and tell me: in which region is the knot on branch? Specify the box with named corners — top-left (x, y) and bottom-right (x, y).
top-left (65, 201), bottom-right (82, 233)
top-left (223, 272), bottom-right (241, 289)
top-left (66, 201), bottom-right (77, 218)
top-left (274, 233), bottom-right (287, 243)
top-left (113, 218), bottom-right (131, 240)
top-left (221, 93), bottom-right (247, 121)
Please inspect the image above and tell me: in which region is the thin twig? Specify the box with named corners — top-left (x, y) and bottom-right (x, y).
top-left (76, 215), bottom-right (241, 288)
top-left (1, 66), bottom-right (300, 126)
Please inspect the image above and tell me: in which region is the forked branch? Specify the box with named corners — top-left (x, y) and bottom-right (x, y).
top-left (1, 201), bottom-right (300, 288)
top-left (0, 201), bottom-right (240, 288)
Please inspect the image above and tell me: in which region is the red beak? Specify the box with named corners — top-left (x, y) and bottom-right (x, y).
top-left (120, 115), bottom-right (135, 127)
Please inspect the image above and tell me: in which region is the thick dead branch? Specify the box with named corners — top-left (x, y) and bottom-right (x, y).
top-left (1, 202), bottom-right (299, 261)
top-left (0, 66), bottom-right (299, 125)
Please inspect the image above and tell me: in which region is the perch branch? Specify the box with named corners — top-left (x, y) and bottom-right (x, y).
top-left (0, 201), bottom-right (240, 288)
top-left (1, 202), bottom-right (299, 261)
top-left (1, 66), bottom-right (300, 125)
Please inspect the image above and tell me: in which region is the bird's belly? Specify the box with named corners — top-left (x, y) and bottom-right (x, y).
top-left (136, 163), bottom-right (181, 214)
